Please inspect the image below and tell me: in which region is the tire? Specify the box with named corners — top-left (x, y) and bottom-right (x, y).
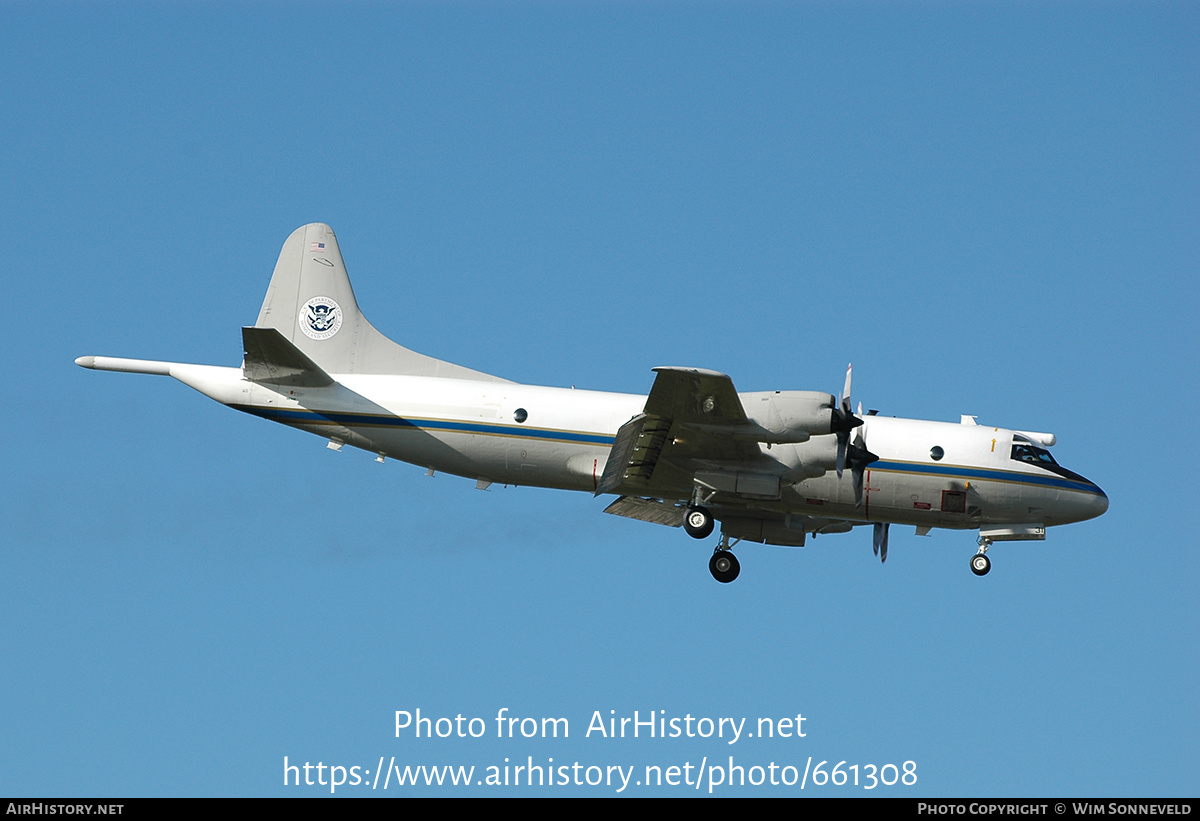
top-left (970, 553), bottom-right (991, 576)
top-left (709, 551), bottom-right (740, 583)
top-left (683, 506), bottom-right (714, 539)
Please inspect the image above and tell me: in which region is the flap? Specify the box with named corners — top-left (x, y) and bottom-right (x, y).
top-left (602, 496), bottom-right (683, 527)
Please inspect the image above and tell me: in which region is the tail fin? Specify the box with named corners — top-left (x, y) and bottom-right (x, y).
top-left (253, 223), bottom-right (507, 381)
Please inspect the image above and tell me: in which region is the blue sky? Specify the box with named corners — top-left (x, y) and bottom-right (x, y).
top-left (2, 1), bottom-right (1196, 797)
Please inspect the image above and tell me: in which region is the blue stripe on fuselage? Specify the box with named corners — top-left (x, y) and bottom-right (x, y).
top-left (231, 405), bottom-right (1103, 495)
top-left (231, 404), bottom-right (616, 446)
top-left (870, 459), bottom-right (1103, 495)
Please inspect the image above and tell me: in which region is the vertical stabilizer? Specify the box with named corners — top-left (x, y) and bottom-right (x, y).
top-left (254, 223), bottom-right (507, 381)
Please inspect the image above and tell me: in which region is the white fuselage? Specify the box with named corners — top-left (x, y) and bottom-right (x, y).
top-left (163, 361), bottom-right (1107, 534)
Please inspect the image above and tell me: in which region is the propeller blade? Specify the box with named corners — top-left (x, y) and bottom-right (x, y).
top-left (872, 522), bottom-right (889, 563)
top-left (832, 364), bottom-right (863, 478)
top-left (849, 443), bottom-right (878, 508)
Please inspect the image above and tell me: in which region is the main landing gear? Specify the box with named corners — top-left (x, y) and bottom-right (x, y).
top-left (680, 500), bottom-right (737, 583)
top-left (683, 484), bottom-right (740, 583)
top-left (971, 537), bottom-right (992, 576)
top-left (705, 533), bottom-right (742, 583)
top-left (709, 540), bottom-right (741, 583)
top-left (683, 480), bottom-right (718, 541)
top-left (683, 505), bottom-right (715, 539)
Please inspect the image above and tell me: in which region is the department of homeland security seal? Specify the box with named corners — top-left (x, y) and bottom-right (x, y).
top-left (299, 296), bottom-right (343, 340)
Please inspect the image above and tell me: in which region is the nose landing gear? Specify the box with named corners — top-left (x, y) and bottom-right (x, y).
top-left (971, 537), bottom-right (992, 576)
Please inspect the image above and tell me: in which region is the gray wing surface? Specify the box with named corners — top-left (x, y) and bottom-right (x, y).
top-left (596, 367), bottom-right (770, 496)
top-left (598, 367), bottom-right (867, 548)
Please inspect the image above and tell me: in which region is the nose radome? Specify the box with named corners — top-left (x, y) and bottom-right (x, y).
top-left (1076, 484), bottom-right (1108, 522)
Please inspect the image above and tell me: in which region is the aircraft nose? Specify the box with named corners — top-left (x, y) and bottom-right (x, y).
top-left (1075, 484), bottom-right (1108, 522)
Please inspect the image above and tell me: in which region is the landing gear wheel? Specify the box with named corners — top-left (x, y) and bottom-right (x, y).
top-left (683, 506), bottom-right (715, 539)
top-left (970, 553), bottom-right (991, 576)
top-left (709, 550), bottom-right (740, 583)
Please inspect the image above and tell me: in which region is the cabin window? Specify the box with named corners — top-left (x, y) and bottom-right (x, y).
top-left (513, 408), bottom-right (528, 423)
top-left (930, 446), bottom-right (944, 461)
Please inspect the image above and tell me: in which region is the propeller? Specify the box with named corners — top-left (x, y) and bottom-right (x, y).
top-left (830, 367), bottom-right (887, 562)
top-left (872, 522), bottom-right (889, 563)
top-left (831, 365), bottom-right (880, 513)
top-left (847, 402), bottom-right (879, 508)
top-left (832, 364), bottom-right (864, 478)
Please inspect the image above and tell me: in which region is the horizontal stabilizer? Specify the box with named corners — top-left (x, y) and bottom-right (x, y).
top-left (242, 327), bottom-right (334, 387)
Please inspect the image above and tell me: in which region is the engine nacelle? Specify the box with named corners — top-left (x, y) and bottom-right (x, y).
top-left (742, 390), bottom-right (838, 444)
top-left (775, 435), bottom-right (839, 481)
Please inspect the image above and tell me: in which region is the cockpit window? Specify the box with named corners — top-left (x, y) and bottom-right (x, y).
top-left (1011, 444), bottom-right (1058, 466)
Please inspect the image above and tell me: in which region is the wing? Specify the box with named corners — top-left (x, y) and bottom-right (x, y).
top-left (595, 367), bottom-right (878, 551)
top-left (596, 367), bottom-right (772, 496)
